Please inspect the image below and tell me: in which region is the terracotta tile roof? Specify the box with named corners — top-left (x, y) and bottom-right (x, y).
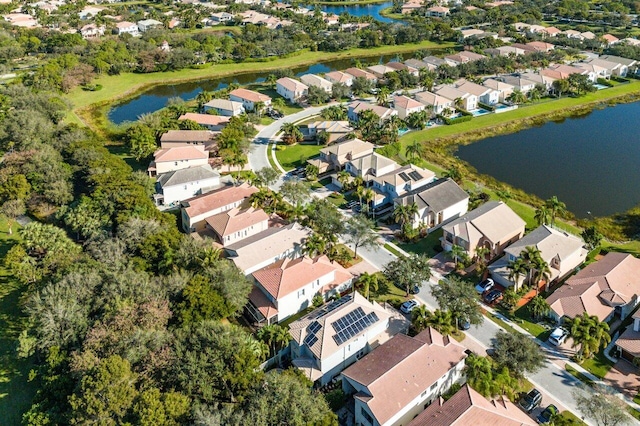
top-left (153, 145), bottom-right (208, 163)
top-left (393, 95), bottom-right (424, 110)
top-left (324, 71), bottom-right (353, 84)
top-left (178, 113), bottom-right (230, 126)
top-left (182, 182), bottom-right (258, 218)
top-left (276, 77), bottom-right (308, 92)
top-left (160, 130), bottom-right (216, 143)
top-left (344, 67), bottom-right (377, 81)
top-left (603, 34), bottom-right (619, 43)
top-left (229, 88), bottom-right (271, 103)
top-left (252, 255), bottom-right (352, 299)
top-left (615, 327), bottom-right (640, 357)
top-left (410, 384), bottom-right (536, 426)
top-left (342, 328), bottom-right (467, 425)
top-left (248, 286), bottom-right (278, 320)
top-left (205, 206), bottom-right (268, 238)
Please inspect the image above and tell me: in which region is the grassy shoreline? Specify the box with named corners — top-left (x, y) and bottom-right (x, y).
top-left (307, 0), bottom-right (388, 5)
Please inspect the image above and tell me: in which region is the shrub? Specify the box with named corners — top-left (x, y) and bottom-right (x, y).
top-left (478, 102), bottom-right (496, 111)
top-left (597, 78), bottom-right (614, 87)
top-left (324, 389), bottom-right (347, 411)
top-left (438, 114), bottom-right (473, 125)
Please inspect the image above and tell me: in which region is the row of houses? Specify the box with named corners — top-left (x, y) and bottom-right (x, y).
top-left (513, 22), bottom-right (622, 45)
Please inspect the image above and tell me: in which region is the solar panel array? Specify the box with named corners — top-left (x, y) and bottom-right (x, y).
top-left (309, 294), bottom-right (353, 319)
top-left (398, 172), bottom-right (410, 182)
top-left (331, 307), bottom-right (380, 346)
top-left (408, 171), bottom-right (423, 181)
top-left (303, 321), bottom-right (323, 347)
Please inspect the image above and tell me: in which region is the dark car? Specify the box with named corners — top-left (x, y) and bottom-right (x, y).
top-left (458, 317), bottom-right (471, 330)
top-left (475, 278), bottom-right (495, 294)
top-left (484, 289), bottom-right (503, 304)
top-left (518, 389), bottom-right (542, 413)
top-left (410, 285), bottom-right (420, 295)
top-left (537, 404), bottom-right (558, 424)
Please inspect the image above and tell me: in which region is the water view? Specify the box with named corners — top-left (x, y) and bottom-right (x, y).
top-left (456, 101), bottom-right (640, 218)
top-left (320, 1), bottom-right (396, 23)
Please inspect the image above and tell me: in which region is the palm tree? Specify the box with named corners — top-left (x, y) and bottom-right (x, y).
top-left (566, 313), bottom-right (611, 360)
top-left (303, 232), bottom-right (327, 257)
top-left (405, 111), bottom-right (427, 130)
top-left (474, 246), bottom-right (491, 275)
top-left (529, 295), bottom-right (551, 320)
top-left (545, 196), bottom-right (567, 226)
top-left (419, 68), bottom-right (436, 91)
top-left (507, 89), bottom-right (527, 105)
top-left (336, 170), bottom-right (351, 191)
top-left (280, 122), bottom-right (303, 145)
top-left (405, 140), bottom-right (424, 162)
top-left (532, 255), bottom-right (551, 294)
top-left (449, 244), bottom-right (465, 266)
top-left (392, 203), bottom-right (410, 228)
top-left (355, 185), bottom-right (366, 206)
top-left (411, 304), bottom-right (430, 333)
top-left (534, 205), bottom-right (551, 226)
top-left (425, 310), bottom-right (455, 336)
top-left (256, 324), bottom-right (290, 358)
top-left (355, 272), bottom-right (379, 300)
top-left (520, 246), bottom-right (543, 289)
top-left (376, 86), bottom-right (390, 106)
top-left (465, 353), bottom-right (496, 397)
top-left (363, 188), bottom-right (375, 214)
top-left (507, 257), bottom-right (527, 290)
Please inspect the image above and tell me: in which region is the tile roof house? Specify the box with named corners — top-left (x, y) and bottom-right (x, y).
top-left (434, 85), bottom-right (478, 111)
top-left (482, 78), bottom-right (515, 102)
top-left (393, 95), bottom-right (426, 119)
top-left (229, 88), bottom-right (271, 112)
top-left (455, 79), bottom-right (499, 106)
top-left (344, 152), bottom-right (398, 182)
top-left (598, 55), bottom-right (637, 77)
top-left (247, 255), bottom-right (354, 325)
top-left (276, 77), bottom-right (309, 103)
top-left (603, 34), bottom-right (620, 45)
top-left (225, 222), bottom-right (312, 275)
top-left (526, 41), bottom-right (555, 52)
top-left (344, 67), bottom-right (378, 82)
top-left (300, 73), bottom-right (334, 93)
top-left (386, 61), bottom-right (419, 76)
top-left (115, 21), bottom-right (138, 36)
top-left (148, 145), bottom-right (209, 177)
top-left (371, 164), bottom-right (436, 207)
top-left (204, 206), bottom-right (269, 246)
top-left (137, 18), bottom-right (163, 32)
top-left (441, 201), bottom-right (525, 261)
top-left (404, 59), bottom-right (435, 72)
top-left (289, 292), bottom-right (400, 385)
top-left (203, 99), bottom-right (245, 116)
top-left (366, 64), bottom-right (396, 79)
top-left (414, 91), bottom-right (454, 115)
top-left (342, 327), bottom-right (467, 426)
top-left (178, 113), bottom-right (230, 131)
top-left (444, 51), bottom-right (485, 66)
top-left (490, 225), bottom-right (587, 290)
top-left (307, 138), bottom-right (375, 173)
top-left (307, 120), bottom-right (353, 141)
top-left (347, 101), bottom-right (398, 123)
top-left (159, 130), bottom-right (217, 149)
top-left (422, 56), bottom-right (447, 68)
top-left (180, 182), bottom-right (258, 232)
top-left (497, 75), bottom-right (537, 93)
top-left (155, 164), bottom-right (220, 206)
top-left (324, 71), bottom-right (354, 86)
top-left (409, 384), bottom-right (537, 426)
top-left (615, 310), bottom-right (640, 362)
top-left (394, 178), bottom-right (469, 231)
top-left (426, 5), bottom-right (450, 17)
top-left (546, 252), bottom-right (640, 323)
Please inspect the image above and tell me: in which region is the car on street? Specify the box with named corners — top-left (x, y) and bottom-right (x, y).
top-left (537, 404), bottom-right (558, 424)
top-left (548, 327), bottom-right (569, 346)
top-left (483, 289), bottom-right (503, 304)
top-left (518, 388), bottom-right (543, 413)
top-left (458, 317), bottom-right (471, 330)
top-left (400, 300), bottom-right (419, 314)
top-left (475, 278), bottom-right (495, 294)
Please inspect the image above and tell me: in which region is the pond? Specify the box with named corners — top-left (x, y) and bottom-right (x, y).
top-left (455, 101), bottom-right (640, 218)
top-left (319, 1), bottom-right (396, 23)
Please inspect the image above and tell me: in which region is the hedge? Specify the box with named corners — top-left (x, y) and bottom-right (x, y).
top-left (438, 114), bottom-right (473, 125)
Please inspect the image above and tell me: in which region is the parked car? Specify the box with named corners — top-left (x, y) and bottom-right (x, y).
top-left (410, 285), bottom-right (420, 295)
top-left (483, 289), bottom-right (503, 304)
top-left (537, 404), bottom-right (558, 424)
top-left (458, 317), bottom-right (471, 330)
top-left (518, 389), bottom-right (543, 413)
top-left (400, 300), bottom-right (419, 314)
top-left (475, 278), bottom-right (495, 294)
top-left (548, 327), bottom-right (569, 346)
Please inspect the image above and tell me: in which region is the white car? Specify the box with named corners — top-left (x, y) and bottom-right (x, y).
top-left (400, 300), bottom-right (419, 314)
top-left (548, 327), bottom-right (569, 346)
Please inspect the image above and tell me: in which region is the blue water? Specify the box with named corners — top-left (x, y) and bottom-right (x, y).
top-left (320, 1), bottom-right (397, 23)
top-left (456, 101), bottom-right (640, 217)
top-left (471, 109), bottom-right (490, 116)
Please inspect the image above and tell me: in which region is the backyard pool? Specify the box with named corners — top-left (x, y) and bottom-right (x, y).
top-left (594, 83), bottom-right (610, 90)
top-left (398, 128), bottom-right (410, 136)
top-left (471, 108), bottom-right (491, 117)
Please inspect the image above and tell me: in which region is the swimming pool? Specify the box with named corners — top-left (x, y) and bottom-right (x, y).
top-left (471, 108), bottom-right (491, 116)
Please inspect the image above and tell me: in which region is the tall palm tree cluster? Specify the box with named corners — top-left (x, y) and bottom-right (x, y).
top-left (507, 246), bottom-right (551, 293)
top-left (392, 202), bottom-right (419, 239)
top-left (535, 196), bottom-right (568, 227)
top-left (566, 312), bottom-right (611, 361)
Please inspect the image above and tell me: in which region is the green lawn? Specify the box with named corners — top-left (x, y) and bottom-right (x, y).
top-left (0, 220), bottom-right (37, 425)
top-left (251, 86), bottom-right (304, 116)
top-left (370, 278), bottom-right (410, 307)
top-left (580, 349), bottom-right (614, 379)
top-left (601, 240), bottom-right (640, 257)
top-left (559, 411), bottom-right (587, 425)
top-left (397, 228), bottom-right (444, 257)
top-left (275, 143), bottom-right (323, 171)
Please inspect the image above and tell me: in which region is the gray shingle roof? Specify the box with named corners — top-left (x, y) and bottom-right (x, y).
top-left (157, 165), bottom-right (219, 188)
top-left (396, 178), bottom-right (468, 212)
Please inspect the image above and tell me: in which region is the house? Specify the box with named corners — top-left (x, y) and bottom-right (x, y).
top-left (204, 206), bottom-right (269, 246)
top-left (434, 85), bottom-right (478, 111)
top-left (441, 201), bottom-right (526, 260)
top-left (276, 77), bottom-right (308, 103)
top-left (180, 182), bottom-right (258, 232)
top-left (324, 71), bottom-right (353, 87)
top-left (519, 72), bottom-right (555, 91)
top-left (79, 6), bottom-right (104, 19)
top-left (386, 61), bottom-right (418, 76)
top-left (581, 31), bottom-right (597, 40)
top-left (422, 56), bottom-right (447, 68)
top-left (203, 99), bottom-right (245, 116)
top-left (546, 252), bottom-right (640, 323)
top-left (348, 102), bottom-right (397, 123)
top-left (602, 34), bottom-right (620, 45)
top-left (454, 79), bottom-right (499, 106)
top-left (497, 75), bottom-right (536, 94)
top-left (210, 12), bottom-right (233, 23)
top-left (3, 13), bottom-right (38, 28)
top-left (414, 91), bottom-right (454, 115)
top-left (540, 26), bottom-right (562, 37)
top-left (401, 0), bottom-right (422, 14)
top-left (482, 78), bottom-right (515, 102)
top-left (307, 121), bottom-right (353, 144)
top-left (489, 225), bottom-right (587, 290)
top-left (80, 24), bottom-right (104, 39)
top-left (426, 6), bottom-right (450, 17)
top-left (585, 58), bottom-right (622, 78)
top-left (159, 130), bottom-right (217, 149)
top-left (599, 55), bottom-right (637, 77)
top-left (409, 384), bottom-right (537, 426)
top-left (344, 153), bottom-right (399, 184)
top-left (137, 19), bottom-right (163, 32)
top-left (247, 255), bottom-right (354, 324)
top-left (344, 67), bottom-right (378, 82)
top-left (526, 41), bottom-right (555, 52)
top-left (229, 88), bottom-right (271, 112)
top-left (300, 74), bottom-right (333, 93)
top-left (393, 95), bottom-right (425, 119)
top-left (547, 63), bottom-right (596, 82)
top-left (461, 28), bottom-right (486, 39)
top-left (366, 64), bottom-right (396, 79)
top-left (574, 62), bottom-right (610, 80)
top-left (178, 113), bottom-right (230, 131)
top-left (342, 327), bottom-right (467, 426)
top-left (307, 138), bottom-right (375, 173)
top-left (485, 45), bottom-right (527, 57)
top-left (148, 145), bottom-right (209, 177)
top-left (394, 178), bottom-right (469, 231)
top-left (225, 222), bottom-right (312, 275)
top-left (404, 59), bottom-right (435, 71)
top-left (444, 51), bottom-right (485, 66)
top-left (288, 292), bottom-right (398, 385)
top-left (614, 310), bottom-right (640, 363)
top-left (155, 165), bottom-right (220, 206)
top-left (371, 164), bottom-right (436, 207)
top-left (115, 21), bottom-right (139, 36)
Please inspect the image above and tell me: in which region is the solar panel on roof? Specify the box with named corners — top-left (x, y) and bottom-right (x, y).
top-left (331, 307), bottom-right (366, 333)
top-left (409, 171), bottom-right (423, 181)
top-left (332, 312), bottom-right (380, 345)
top-left (398, 172), bottom-right (410, 182)
top-left (307, 321), bottom-right (322, 334)
top-left (304, 334), bottom-right (318, 347)
top-left (310, 294), bottom-right (353, 319)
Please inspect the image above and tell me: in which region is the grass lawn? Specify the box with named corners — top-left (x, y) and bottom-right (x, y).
top-left (580, 350), bottom-right (614, 379)
top-left (370, 279), bottom-right (410, 306)
top-left (601, 240), bottom-right (640, 257)
top-left (559, 411), bottom-right (587, 425)
top-left (107, 144), bottom-right (147, 172)
top-left (326, 192), bottom-right (348, 209)
top-left (508, 306), bottom-right (551, 339)
top-left (251, 86), bottom-right (304, 115)
top-left (0, 220), bottom-right (38, 425)
top-left (275, 143), bottom-right (322, 171)
top-left (397, 228), bottom-right (444, 258)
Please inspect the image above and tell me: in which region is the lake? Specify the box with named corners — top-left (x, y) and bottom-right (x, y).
top-left (456, 101), bottom-right (640, 218)
top-left (320, 1), bottom-right (396, 23)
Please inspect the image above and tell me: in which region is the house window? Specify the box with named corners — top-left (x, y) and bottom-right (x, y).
top-left (430, 382), bottom-right (437, 391)
top-left (421, 390), bottom-right (427, 397)
top-left (361, 408), bottom-right (374, 425)
top-left (298, 289), bottom-right (305, 298)
top-left (183, 185), bottom-right (187, 190)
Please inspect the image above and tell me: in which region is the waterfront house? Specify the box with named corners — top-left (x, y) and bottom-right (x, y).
top-left (454, 79), bottom-right (499, 106)
top-left (614, 310), bottom-right (640, 363)
top-left (404, 58), bottom-right (436, 71)
top-left (148, 145), bottom-right (209, 177)
top-left (307, 138), bottom-right (375, 173)
top-left (599, 55), bottom-right (637, 77)
top-left (426, 6), bottom-right (450, 17)
top-left (203, 99), bottom-right (245, 116)
top-left (526, 41), bottom-right (555, 52)
top-left (159, 130), bottom-right (217, 149)
top-left (434, 85), bottom-right (478, 111)
top-left (276, 77), bottom-right (309, 103)
top-left (344, 67), bottom-right (378, 83)
top-left (444, 51), bottom-right (485, 66)
top-left (393, 95), bottom-right (425, 119)
top-left (585, 58), bottom-right (623, 78)
top-left (300, 74), bottom-right (333, 93)
top-left (347, 102), bottom-right (397, 123)
top-left (414, 91), bottom-right (454, 115)
top-left (155, 165), bottom-right (220, 206)
top-left (366, 64), bottom-right (396, 79)
top-left (371, 164), bottom-right (436, 207)
top-left (482, 78), bottom-right (515, 102)
top-left (422, 56), bottom-right (448, 68)
top-left (324, 71), bottom-right (353, 86)
top-left (209, 12), bottom-right (233, 23)
top-left (229, 88), bottom-right (271, 112)
top-left (344, 153), bottom-right (399, 184)
top-left (497, 75), bottom-right (536, 94)
top-left (386, 61), bottom-right (419, 76)
top-left (178, 113), bottom-right (230, 131)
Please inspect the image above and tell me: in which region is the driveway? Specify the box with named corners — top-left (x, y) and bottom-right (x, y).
top-left (605, 360), bottom-right (640, 400)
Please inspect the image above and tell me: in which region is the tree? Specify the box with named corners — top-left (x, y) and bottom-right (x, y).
top-left (507, 257), bottom-right (527, 289)
top-left (431, 275), bottom-right (483, 327)
top-left (552, 78), bottom-right (570, 98)
top-left (582, 225), bottom-right (603, 251)
top-left (519, 246), bottom-right (545, 290)
top-left (507, 89), bottom-right (528, 105)
top-left (573, 386), bottom-right (631, 426)
top-left (405, 110), bottom-right (427, 130)
top-left (1, 199), bottom-right (25, 235)
top-left (336, 170), bottom-right (351, 190)
top-left (464, 353), bottom-right (496, 397)
top-left (411, 304), bottom-right (430, 333)
top-left (126, 123), bottom-right (157, 160)
top-left (305, 164), bottom-right (319, 181)
top-left (424, 309), bottom-right (455, 336)
top-left (393, 202), bottom-right (418, 229)
top-left (306, 198), bottom-right (345, 244)
top-left (534, 205), bottom-right (551, 226)
top-left (405, 140), bottom-right (424, 162)
top-left (449, 244), bottom-right (466, 267)
top-left (303, 232), bottom-right (327, 257)
top-left (321, 104), bottom-right (347, 120)
top-left (345, 214), bottom-right (378, 258)
top-left (280, 178), bottom-right (311, 206)
top-left (566, 312), bottom-right (611, 360)
top-left (307, 85), bottom-right (330, 105)
top-left (355, 272), bottom-right (379, 300)
top-left (492, 330), bottom-right (545, 377)
top-left (280, 122), bottom-right (303, 145)
top-left (529, 295), bottom-right (551, 320)
top-left (383, 254), bottom-right (431, 296)
top-left (545, 196), bottom-right (567, 226)
top-left (132, 388), bottom-right (190, 426)
top-left (0, 173), bottom-right (31, 202)
top-left (501, 288), bottom-right (519, 312)
top-left (332, 82), bottom-right (350, 100)
top-left (256, 324), bottom-right (291, 358)
top-left (254, 167), bottom-right (279, 187)
top-left (376, 86), bottom-right (390, 106)
top-left (444, 167), bottom-right (463, 184)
